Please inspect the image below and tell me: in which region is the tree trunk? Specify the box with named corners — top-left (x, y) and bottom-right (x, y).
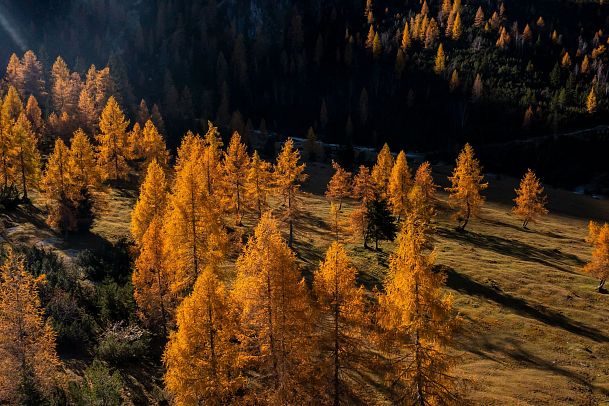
top-left (598, 279), bottom-right (606, 292)
top-left (20, 151), bottom-right (27, 200)
top-left (459, 199), bottom-right (471, 231)
top-left (333, 254), bottom-right (340, 406)
top-left (523, 219), bottom-right (529, 229)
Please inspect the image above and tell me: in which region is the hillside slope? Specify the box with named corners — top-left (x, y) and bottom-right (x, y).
top-left (1, 162), bottom-right (609, 405)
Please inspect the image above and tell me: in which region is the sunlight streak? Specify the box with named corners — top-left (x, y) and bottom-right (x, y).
top-left (0, 6), bottom-right (27, 51)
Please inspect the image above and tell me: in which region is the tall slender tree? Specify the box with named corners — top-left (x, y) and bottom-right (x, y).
top-left (246, 151), bottom-right (272, 219)
top-left (222, 131), bottom-right (249, 225)
top-left (325, 161), bottom-right (352, 210)
top-left (388, 151), bottom-right (412, 221)
top-left (96, 96), bottom-right (130, 180)
top-left (131, 160), bottom-right (168, 246)
top-left (513, 169), bottom-right (548, 229)
top-left (371, 143), bottom-right (394, 198)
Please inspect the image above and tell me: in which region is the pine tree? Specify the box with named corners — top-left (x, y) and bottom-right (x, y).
top-left (388, 151), bottom-right (412, 221)
top-left (164, 266), bottom-right (242, 404)
top-left (222, 131), bottom-right (250, 224)
top-left (131, 159), bottom-right (168, 246)
top-left (446, 143), bottom-right (488, 230)
top-left (314, 242), bottom-right (365, 405)
top-left (586, 86), bottom-right (597, 114)
top-left (513, 169), bottom-right (548, 229)
top-left (166, 151), bottom-right (228, 295)
top-left (371, 143), bottom-right (394, 198)
top-left (234, 212), bottom-right (313, 403)
top-left (10, 113), bottom-right (41, 200)
top-left (246, 151), bottom-right (273, 219)
top-left (96, 96), bottom-right (130, 180)
top-left (0, 248), bottom-right (61, 404)
top-left (366, 197), bottom-right (398, 250)
top-left (274, 138), bottom-right (307, 247)
top-left (434, 44), bottom-right (446, 74)
top-left (325, 160), bottom-right (352, 210)
top-left (584, 223), bottom-right (609, 291)
top-left (379, 211), bottom-right (459, 405)
top-left (141, 119), bottom-right (169, 169)
top-left (133, 216), bottom-right (172, 335)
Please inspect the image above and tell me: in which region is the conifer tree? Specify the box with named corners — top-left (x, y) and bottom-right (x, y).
top-left (472, 74), bottom-right (484, 101)
top-left (581, 55), bottom-right (590, 74)
top-left (141, 119), bottom-right (169, 169)
top-left (0, 248), bottom-right (61, 404)
top-left (366, 197), bottom-right (398, 250)
top-left (446, 144), bottom-right (487, 230)
top-left (388, 151), bottom-right (412, 221)
top-left (131, 160), bottom-right (168, 246)
top-left (10, 113), bottom-right (41, 200)
top-left (474, 6), bottom-right (485, 27)
top-left (274, 138), bottom-right (307, 247)
top-left (202, 121), bottom-right (224, 196)
top-left (25, 95), bottom-right (44, 137)
top-left (434, 44), bottom-right (446, 74)
top-left (246, 151), bottom-right (272, 219)
top-left (373, 32), bottom-right (382, 59)
top-left (351, 165), bottom-right (376, 246)
top-left (127, 122), bottom-right (143, 161)
top-left (174, 130), bottom-right (204, 174)
top-left (325, 160), bottom-right (352, 210)
top-left (371, 143), bottom-right (394, 198)
top-left (584, 223), bottom-right (609, 291)
top-left (50, 56), bottom-right (73, 114)
top-left (68, 129), bottom-right (100, 194)
top-left (222, 131), bottom-right (250, 224)
top-left (414, 161), bottom-right (437, 205)
top-left (164, 266), bottom-right (242, 404)
top-left (133, 217), bottom-right (172, 335)
top-left (234, 212), bottom-right (313, 403)
top-left (96, 96), bottom-right (130, 180)
top-left (366, 25), bottom-right (376, 49)
top-left (401, 22), bottom-right (411, 50)
top-left (449, 69), bottom-right (460, 92)
top-left (314, 242), bottom-right (365, 406)
top-left (166, 151), bottom-right (228, 295)
top-left (451, 13), bottom-right (462, 40)
top-left (513, 169), bottom-right (548, 229)
top-left (586, 86), bottom-right (597, 114)
top-left (42, 138), bottom-right (77, 230)
top-left (379, 210), bottom-right (458, 405)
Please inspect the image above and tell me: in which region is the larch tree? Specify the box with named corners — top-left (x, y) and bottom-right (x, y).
top-left (141, 119), bottom-right (169, 170)
top-left (68, 128), bottom-right (100, 194)
top-left (378, 211), bottom-right (459, 405)
top-left (246, 150), bottom-right (272, 219)
top-left (0, 248), bottom-right (61, 404)
top-left (446, 143), bottom-right (487, 231)
top-left (313, 242), bottom-right (365, 405)
top-left (131, 159), bottom-right (168, 246)
top-left (434, 43), bottom-right (445, 74)
top-left (165, 151), bottom-right (228, 295)
top-left (513, 169), bottom-right (548, 229)
top-left (164, 266), bottom-right (242, 405)
top-left (222, 131), bottom-right (250, 225)
top-left (202, 121), bottom-right (224, 196)
top-left (584, 223), bottom-right (609, 291)
top-left (96, 96), bottom-right (130, 180)
top-left (371, 143), bottom-right (394, 198)
top-left (233, 212), bottom-right (313, 404)
top-left (127, 122), bottom-right (143, 161)
top-left (413, 161), bottom-right (437, 208)
top-left (133, 216), bottom-right (172, 336)
top-left (10, 113), bottom-right (41, 200)
top-left (350, 165), bottom-right (375, 246)
top-left (388, 151), bottom-right (412, 222)
top-left (174, 130), bottom-right (204, 173)
top-left (42, 138), bottom-right (78, 230)
top-left (274, 138), bottom-right (307, 247)
top-left (325, 160), bottom-right (352, 210)
top-left (586, 86), bottom-right (597, 114)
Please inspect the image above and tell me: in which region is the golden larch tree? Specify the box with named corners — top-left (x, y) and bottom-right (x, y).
top-left (42, 138), bottom-right (78, 230)
top-left (68, 128), bottom-right (100, 194)
top-left (222, 131), bottom-right (250, 225)
top-left (96, 96), bottom-right (130, 180)
top-left (451, 13), bottom-right (462, 40)
top-left (434, 43), bottom-right (446, 74)
top-left (233, 212), bottom-right (313, 403)
top-left (165, 152), bottom-right (228, 295)
top-left (584, 223), bottom-right (609, 291)
top-left (174, 130), bottom-right (204, 173)
top-left (378, 213), bottom-right (459, 405)
top-left (164, 266), bottom-right (242, 405)
top-left (414, 161), bottom-right (437, 206)
top-left (350, 165), bottom-right (375, 245)
top-left (246, 150), bottom-right (272, 219)
top-left (313, 242), bottom-right (365, 405)
top-left (10, 113), bottom-right (41, 200)
top-left (274, 138), bottom-right (307, 247)
top-left (388, 150), bottom-right (412, 221)
top-left (133, 216), bottom-right (173, 336)
top-left (587, 86), bottom-right (597, 114)
top-left (0, 248), bottom-right (61, 404)
top-left (371, 143), bottom-right (394, 198)
top-left (446, 143), bottom-right (488, 230)
top-left (325, 160), bottom-right (352, 210)
top-left (127, 122), bottom-right (143, 160)
top-left (141, 119), bottom-right (169, 169)
top-left (513, 169), bottom-right (548, 229)
top-left (131, 159), bottom-right (168, 246)
top-left (202, 121), bottom-right (224, 196)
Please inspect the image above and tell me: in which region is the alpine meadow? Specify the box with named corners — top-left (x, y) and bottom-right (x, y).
top-left (1, 0), bottom-right (609, 405)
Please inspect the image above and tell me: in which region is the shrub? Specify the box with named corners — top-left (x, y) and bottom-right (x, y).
top-left (96, 322), bottom-right (149, 365)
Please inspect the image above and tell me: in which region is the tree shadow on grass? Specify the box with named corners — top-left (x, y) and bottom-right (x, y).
top-left (437, 227), bottom-right (584, 274)
top-left (439, 265), bottom-right (609, 343)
